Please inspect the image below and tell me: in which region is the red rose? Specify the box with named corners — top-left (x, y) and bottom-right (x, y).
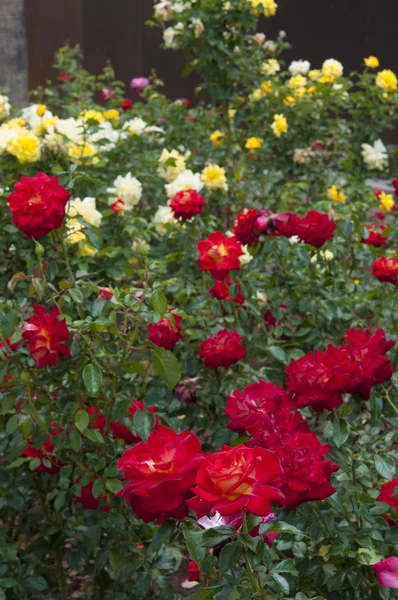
top-left (372, 257), bottom-right (398, 285)
top-left (89, 406), bottom-right (106, 432)
top-left (276, 211), bottom-right (336, 248)
top-left (197, 232), bottom-right (244, 280)
top-left (110, 199), bottom-right (125, 214)
top-left (362, 223), bottom-right (388, 247)
top-left (199, 329), bottom-right (246, 369)
top-left (393, 177), bottom-right (398, 197)
top-left (377, 478), bottom-right (398, 525)
top-left (99, 287), bottom-right (113, 301)
top-left (187, 560), bottom-right (200, 582)
top-left (274, 431), bottom-right (339, 509)
top-left (22, 305), bottom-right (72, 368)
top-left (312, 141), bottom-right (324, 151)
top-left (111, 399), bottom-right (157, 445)
top-left (188, 444), bottom-right (283, 517)
top-left (7, 172), bottom-right (70, 238)
top-left (247, 408), bottom-right (309, 450)
top-left (74, 477), bottom-right (110, 512)
top-left (225, 380), bottom-right (294, 434)
top-left (100, 87), bottom-right (114, 101)
top-left (117, 425), bottom-right (203, 523)
top-left (169, 189), bottom-right (206, 220)
top-left (181, 99), bottom-right (192, 109)
top-left (59, 72), bottom-right (72, 83)
top-left (148, 309), bottom-right (182, 350)
top-left (121, 98), bottom-right (133, 110)
top-left (232, 208), bottom-right (261, 245)
top-left (285, 344), bottom-right (358, 411)
top-left (22, 424), bottom-right (62, 474)
top-left (209, 276), bottom-right (244, 305)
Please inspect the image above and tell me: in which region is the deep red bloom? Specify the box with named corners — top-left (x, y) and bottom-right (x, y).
top-left (187, 560), bottom-right (200, 582)
top-left (110, 199), bottom-right (125, 214)
top-left (188, 444), bottom-right (283, 517)
top-left (377, 479), bottom-right (398, 525)
top-left (225, 380), bottom-right (294, 434)
top-left (89, 406), bottom-right (106, 433)
top-left (372, 257), bottom-right (398, 285)
top-left (121, 98), bottom-right (133, 110)
top-left (247, 409), bottom-right (309, 450)
top-left (312, 141), bottom-right (324, 151)
top-left (22, 424), bottom-right (62, 474)
top-left (232, 208), bottom-right (261, 245)
top-left (197, 232), bottom-right (244, 280)
top-left (362, 223), bottom-right (388, 247)
top-left (274, 431), bottom-right (339, 509)
top-left (22, 305), bottom-right (71, 368)
top-left (393, 178), bottom-right (398, 197)
top-left (74, 477), bottom-right (110, 512)
top-left (99, 287), bottom-right (113, 300)
top-left (276, 210), bottom-right (336, 248)
top-left (209, 276), bottom-right (244, 305)
top-left (59, 72), bottom-right (72, 83)
top-left (7, 173), bottom-right (70, 238)
top-left (148, 310), bottom-right (182, 350)
top-left (181, 99), bottom-right (192, 109)
top-left (169, 189), bottom-right (206, 220)
top-left (199, 329), bottom-right (246, 369)
top-left (117, 425), bottom-right (203, 523)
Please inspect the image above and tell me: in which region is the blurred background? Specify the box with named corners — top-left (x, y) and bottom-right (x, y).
top-left (1, 0), bottom-right (397, 105)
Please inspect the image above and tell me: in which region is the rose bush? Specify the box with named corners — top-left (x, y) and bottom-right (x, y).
top-left (1, 1), bottom-right (398, 599)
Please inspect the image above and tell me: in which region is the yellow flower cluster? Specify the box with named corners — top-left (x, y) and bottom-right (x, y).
top-left (376, 70), bottom-right (397, 93)
top-left (271, 114), bottom-right (288, 138)
top-left (250, 0), bottom-right (278, 17)
top-left (7, 129), bottom-right (41, 163)
top-left (327, 185), bottom-right (346, 203)
top-left (79, 109), bottom-right (105, 123)
top-left (320, 59), bottom-right (343, 83)
top-left (68, 141), bottom-right (99, 165)
top-left (103, 109), bottom-right (120, 121)
top-left (261, 59), bottom-right (280, 76)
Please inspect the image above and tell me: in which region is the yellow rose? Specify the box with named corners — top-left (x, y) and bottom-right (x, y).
top-left (364, 56), bottom-right (379, 69)
top-left (210, 130), bottom-right (224, 147)
top-left (201, 164), bottom-right (228, 190)
top-left (376, 70), bottom-right (397, 93)
top-left (327, 185), bottom-right (346, 203)
top-left (245, 137), bottom-right (263, 150)
top-left (271, 114), bottom-right (288, 138)
top-left (7, 129), bottom-right (41, 163)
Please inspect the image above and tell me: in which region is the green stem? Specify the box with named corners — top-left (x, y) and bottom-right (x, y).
top-left (56, 231), bottom-right (75, 283)
top-left (382, 386), bottom-right (398, 416)
top-left (241, 511), bottom-right (263, 597)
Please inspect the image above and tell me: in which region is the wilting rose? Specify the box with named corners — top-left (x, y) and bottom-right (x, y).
top-left (197, 231), bottom-right (244, 280)
top-left (169, 189), bottom-right (206, 220)
top-left (376, 478), bottom-right (398, 526)
top-left (22, 424), bottom-right (63, 474)
top-left (274, 431), bottom-right (339, 509)
top-left (7, 172), bottom-right (70, 238)
top-left (361, 223), bottom-right (388, 247)
top-left (199, 329), bottom-right (246, 369)
top-left (175, 377), bottom-right (199, 403)
top-left (232, 208), bottom-right (261, 245)
top-left (147, 309), bottom-right (182, 350)
top-left (372, 257), bottom-right (398, 285)
top-left (117, 425), bottom-right (203, 522)
top-left (209, 276), bottom-right (244, 305)
top-left (22, 305), bottom-right (72, 368)
top-left (225, 380), bottom-right (294, 434)
top-left (188, 444), bottom-right (283, 517)
top-left (373, 557), bottom-right (398, 589)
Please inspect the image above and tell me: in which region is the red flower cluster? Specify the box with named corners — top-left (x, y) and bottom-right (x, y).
top-left (372, 257), bottom-right (398, 285)
top-left (7, 173), bottom-right (70, 238)
top-left (197, 231), bottom-right (244, 280)
top-left (90, 399), bottom-right (157, 445)
top-left (169, 189), bottom-right (206, 220)
top-left (362, 223), bottom-right (388, 247)
top-left (147, 310), bottom-right (182, 350)
top-left (276, 210), bottom-right (336, 248)
top-left (199, 329), bottom-right (246, 369)
top-left (22, 305), bottom-right (72, 368)
top-left (188, 444), bottom-right (283, 517)
top-left (209, 277), bottom-right (244, 305)
top-left (22, 424), bottom-right (62, 474)
top-left (117, 426), bottom-right (203, 522)
top-left (232, 208), bottom-right (261, 245)
top-left (285, 327), bottom-right (395, 411)
top-left (377, 478), bottom-right (398, 526)
top-left (225, 380), bottom-right (294, 434)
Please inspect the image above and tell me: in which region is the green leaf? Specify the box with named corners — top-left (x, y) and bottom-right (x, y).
top-left (151, 289), bottom-right (168, 315)
top-left (75, 410), bottom-right (89, 433)
top-left (151, 348), bottom-right (181, 389)
top-left (69, 288), bottom-right (84, 303)
top-left (259, 521), bottom-right (307, 538)
top-left (69, 429), bottom-right (82, 452)
top-left (105, 479), bottom-right (123, 494)
top-left (182, 522), bottom-right (206, 565)
top-left (26, 576), bottom-right (48, 591)
top-left (133, 410), bottom-right (155, 442)
top-left (109, 549), bottom-right (124, 572)
top-left (54, 491), bottom-right (66, 511)
top-left (203, 526), bottom-right (236, 547)
top-left (0, 308), bottom-right (19, 338)
top-left (272, 559), bottom-right (298, 575)
top-left (375, 455), bottom-right (396, 480)
top-left (190, 587), bottom-right (224, 600)
top-left (370, 396), bottom-right (383, 423)
top-left (268, 345), bottom-right (287, 363)
top-left (83, 363), bottom-right (102, 396)
top-left (333, 418), bottom-right (349, 448)
top-left (270, 572), bottom-right (289, 594)
top-left (148, 520), bottom-right (176, 554)
top-left (92, 479), bottom-right (104, 499)
top-left (84, 429), bottom-right (105, 444)
top-left (219, 541), bottom-right (242, 571)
